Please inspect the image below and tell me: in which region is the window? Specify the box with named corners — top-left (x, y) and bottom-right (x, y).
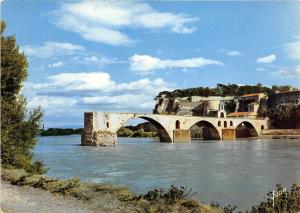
top-left (261, 125), bottom-right (264, 130)
top-left (230, 121), bottom-right (233, 126)
top-left (176, 120), bottom-right (180, 129)
top-left (224, 121), bottom-right (227, 128)
top-left (106, 122), bottom-right (109, 128)
top-left (218, 121), bottom-right (221, 127)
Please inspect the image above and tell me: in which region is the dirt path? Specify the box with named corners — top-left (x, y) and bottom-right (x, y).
top-left (1, 182), bottom-right (102, 213)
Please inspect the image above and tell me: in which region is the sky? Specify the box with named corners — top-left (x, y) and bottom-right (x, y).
top-left (2, 0), bottom-right (300, 128)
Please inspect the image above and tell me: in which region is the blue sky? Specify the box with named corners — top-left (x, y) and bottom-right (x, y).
top-left (2, 1), bottom-right (300, 128)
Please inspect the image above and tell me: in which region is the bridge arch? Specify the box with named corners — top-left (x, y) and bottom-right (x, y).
top-left (189, 120), bottom-right (221, 140)
top-left (139, 116), bottom-right (173, 142)
top-left (116, 115), bottom-right (173, 142)
top-left (235, 121), bottom-right (259, 138)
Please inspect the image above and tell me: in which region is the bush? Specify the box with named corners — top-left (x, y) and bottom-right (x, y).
top-left (209, 201), bottom-right (237, 213)
top-left (50, 178), bottom-right (81, 195)
top-left (91, 183), bottom-right (133, 201)
top-left (181, 199), bottom-right (200, 208)
top-left (71, 185), bottom-right (94, 201)
top-left (1, 169), bottom-right (28, 183)
top-left (250, 184), bottom-right (300, 213)
top-left (32, 176), bottom-right (58, 190)
top-left (223, 204), bottom-right (237, 213)
top-left (140, 185), bottom-right (196, 204)
top-left (27, 161), bottom-right (47, 175)
top-left (117, 127), bottom-right (133, 137)
top-left (131, 129), bottom-right (157, 138)
top-left (10, 175), bottom-right (28, 186)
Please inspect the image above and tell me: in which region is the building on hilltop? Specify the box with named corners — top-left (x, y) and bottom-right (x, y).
top-left (228, 93), bottom-right (266, 118)
top-left (237, 93), bottom-right (266, 111)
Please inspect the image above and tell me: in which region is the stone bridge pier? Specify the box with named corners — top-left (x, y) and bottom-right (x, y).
top-left (81, 112), bottom-right (269, 146)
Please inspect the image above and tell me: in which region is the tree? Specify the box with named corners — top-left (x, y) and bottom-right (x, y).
top-left (1, 21), bottom-right (44, 174)
top-left (155, 83), bottom-right (289, 98)
top-left (117, 127), bottom-right (133, 137)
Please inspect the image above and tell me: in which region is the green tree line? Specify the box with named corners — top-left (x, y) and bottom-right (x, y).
top-left (117, 127), bottom-right (157, 138)
top-left (156, 83), bottom-right (297, 98)
top-left (40, 128), bottom-right (83, 136)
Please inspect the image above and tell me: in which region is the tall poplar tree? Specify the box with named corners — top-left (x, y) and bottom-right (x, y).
top-left (1, 21), bottom-right (44, 173)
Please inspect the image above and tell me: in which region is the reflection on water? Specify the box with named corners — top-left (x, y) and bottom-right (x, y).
top-left (34, 136), bottom-right (300, 210)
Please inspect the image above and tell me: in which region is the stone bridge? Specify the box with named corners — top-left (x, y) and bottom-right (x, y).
top-left (81, 112), bottom-right (269, 146)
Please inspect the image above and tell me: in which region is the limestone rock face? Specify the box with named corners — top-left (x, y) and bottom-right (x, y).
top-left (154, 96), bottom-right (235, 117)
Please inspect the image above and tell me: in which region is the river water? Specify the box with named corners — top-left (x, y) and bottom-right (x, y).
top-left (34, 136), bottom-right (300, 210)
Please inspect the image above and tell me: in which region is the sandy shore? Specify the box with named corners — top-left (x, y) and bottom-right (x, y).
top-left (1, 182), bottom-right (101, 213)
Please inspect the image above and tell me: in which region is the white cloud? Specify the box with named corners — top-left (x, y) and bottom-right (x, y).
top-left (218, 49), bottom-right (242, 57)
top-left (27, 96), bottom-right (76, 110)
top-left (47, 72), bottom-right (116, 92)
top-left (51, 1), bottom-right (197, 46)
top-left (48, 61), bottom-right (64, 68)
top-left (82, 94), bottom-right (155, 110)
top-left (226, 50), bottom-right (242, 56)
top-left (256, 67), bottom-right (267, 72)
top-left (22, 41), bottom-right (122, 70)
top-left (114, 78), bottom-right (168, 95)
top-left (129, 54), bottom-right (223, 74)
top-left (284, 37), bottom-right (300, 60)
top-left (256, 54), bottom-right (276, 64)
top-left (71, 55), bottom-right (123, 67)
top-left (24, 72), bottom-right (171, 112)
top-left (273, 65), bottom-right (300, 77)
top-left (21, 41), bottom-right (84, 58)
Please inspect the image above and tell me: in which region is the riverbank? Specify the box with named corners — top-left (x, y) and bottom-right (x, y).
top-left (1, 169), bottom-right (222, 213)
top-left (261, 129), bottom-right (300, 139)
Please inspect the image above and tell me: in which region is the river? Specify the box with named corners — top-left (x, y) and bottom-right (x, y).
top-left (34, 136), bottom-right (300, 210)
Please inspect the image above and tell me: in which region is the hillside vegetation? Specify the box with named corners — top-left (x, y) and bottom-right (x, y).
top-left (156, 83), bottom-right (297, 98)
